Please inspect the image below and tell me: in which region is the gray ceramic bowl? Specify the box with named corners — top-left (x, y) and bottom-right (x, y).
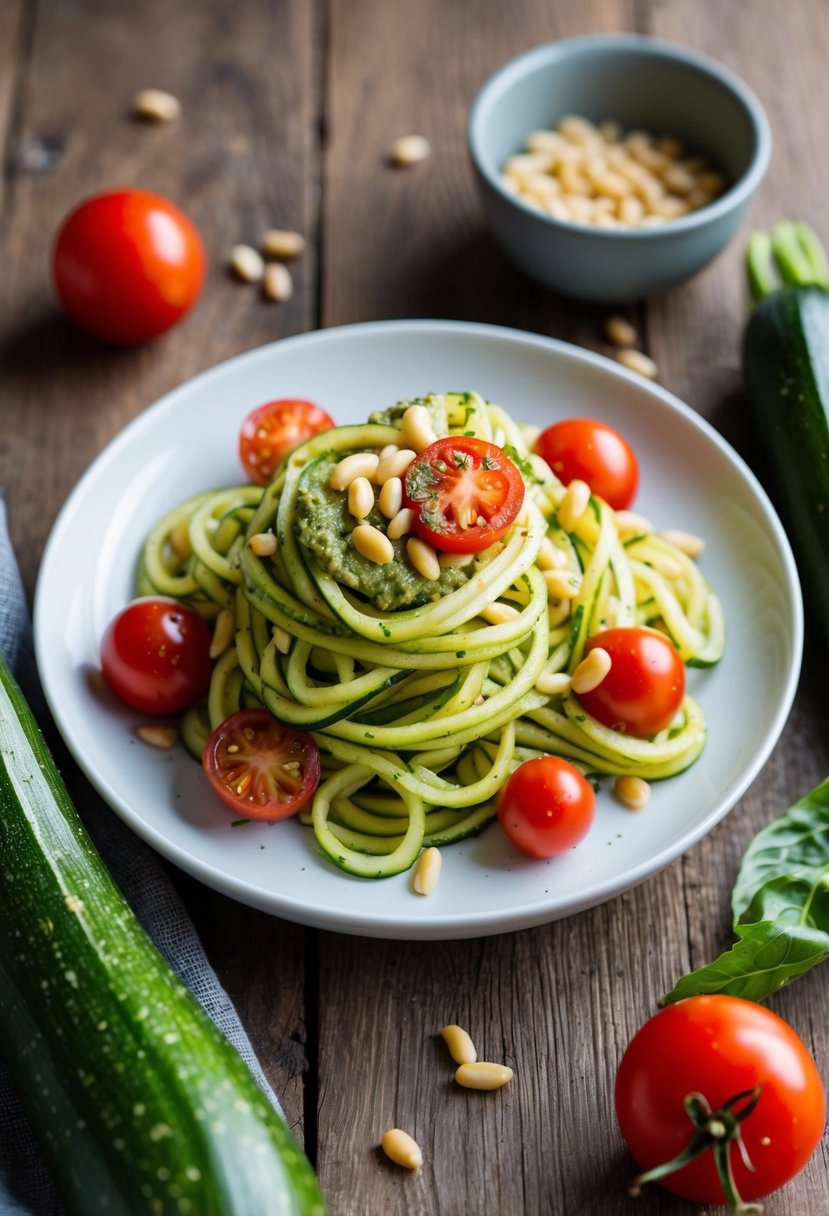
top-left (468, 34), bottom-right (772, 302)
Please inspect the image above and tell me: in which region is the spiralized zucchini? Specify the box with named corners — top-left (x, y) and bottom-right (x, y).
top-left (137, 391), bottom-right (724, 878)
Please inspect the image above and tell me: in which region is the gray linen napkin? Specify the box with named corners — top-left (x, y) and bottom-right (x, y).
top-left (0, 496), bottom-right (282, 1215)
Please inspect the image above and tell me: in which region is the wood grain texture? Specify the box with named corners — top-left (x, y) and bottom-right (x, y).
top-left (1, 0), bottom-right (828, 1212)
top-left (0, 0), bottom-right (322, 1136)
top-left (316, 0), bottom-right (829, 1213)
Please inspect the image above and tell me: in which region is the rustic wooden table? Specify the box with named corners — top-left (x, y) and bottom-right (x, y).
top-left (2, 1), bottom-right (828, 1213)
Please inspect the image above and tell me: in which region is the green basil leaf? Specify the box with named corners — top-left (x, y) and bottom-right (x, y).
top-left (741, 872), bottom-right (829, 934)
top-left (663, 921), bottom-right (829, 1005)
top-left (731, 776), bottom-right (829, 923)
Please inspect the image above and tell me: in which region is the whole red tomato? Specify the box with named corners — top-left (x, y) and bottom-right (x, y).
top-left (615, 996), bottom-right (826, 1207)
top-left (100, 598), bottom-right (213, 715)
top-left (576, 627), bottom-right (685, 737)
top-left (535, 417), bottom-right (638, 510)
top-left (497, 756), bottom-right (595, 857)
top-left (53, 189), bottom-right (205, 345)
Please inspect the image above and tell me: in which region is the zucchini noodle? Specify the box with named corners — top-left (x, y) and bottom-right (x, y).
top-left (136, 391), bottom-right (724, 878)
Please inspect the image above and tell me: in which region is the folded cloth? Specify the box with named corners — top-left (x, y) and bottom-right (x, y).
top-left (0, 496), bottom-right (282, 1215)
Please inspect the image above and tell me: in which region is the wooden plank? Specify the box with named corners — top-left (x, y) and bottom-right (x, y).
top-left (0, 0), bottom-right (322, 1138)
top-left (321, 0), bottom-right (634, 353)
top-left (0, 0), bottom-right (319, 596)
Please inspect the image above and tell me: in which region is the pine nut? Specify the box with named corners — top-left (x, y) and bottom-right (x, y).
top-left (348, 476), bottom-right (375, 520)
top-left (378, 476), bottom-right (403, 519)
top-left (375, 448), bottom-right (416, 483)
top-left (441, 1024), bottom-right (477, 1065)
top-left (209, 607), bottom-right (235, 659)
top-left (604, 316), bottom-right (638, 348)
top-left (557, 479), bottom-right (591, 532)
top-left (614, 775), bottom-right (652, 810)
top-left (353, 524), bottom-right (394, 565)
top-left (136, 725), bottom-right (179, 750)
top-left (379, 443), bottom-right (399, 461)
top-left (558, 114), bottom-right (601, 147)
top-left (262, 263), bottom-right (293, 302)
top-left (615, 510), bottom-right (654, 538)
top-left (660, 529), bottom-right (706, 558)
top-left (571, 647), bottom-right (612, 694)
top-left (438, 550), bottom-right (475, 569)
top-left (381, 1128), bottom-right (423, 1170)
top-left (535, 671), bottom-right (572, 697)
top-left (413, 846), bottom-right (442, 895)
top-left (261, 229), bottom-right (305, 260)
top-left (274, 627), bottom-right (292, 655)
top-left (401, 404), bottom-right (438, 453)
top-left (229, 244), bottom-right (265, 283)
top-left (387, 508), bottom-right (416, 540)
top-left (133, 88), bottom-right (181, 123)
top-left (616, 349), bottom-right (658, 380)
top-left (407, 536), bottom-right (440, 580)
top-left (537, 537), bottom-right (567, 570)
top-left (248, 531), bottom-right (278, 556)
top-left (543, 569), bottom-right (581, 600)
top-left (390, 134), bottom-right (431, 166)
top-left (480, 602), bottom-right (520, 625)
top-left (618, 194), bottom-right (645, 226)
top-left (455, 1062), bottom-right (513, 1090)
top-left (329, 452), bottom-right (380, 491)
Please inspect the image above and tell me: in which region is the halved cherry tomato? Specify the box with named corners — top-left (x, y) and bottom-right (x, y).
top-left (576, 627), bottom-right (685, 737)
top-left (53, 190), bottom-right (205, 346)
top-left (615, 996), bottom-right (826, 1206)
top-left (497, 756), bottom-right (595, 858)
top-left (403, 437), bottom-right (525, 554)
top-left (535, 418), bottom-right (638, 510)
top-left (239, 399), bottom-right (334, 485)
top-left (100, 598), bottom-right (213, 715)
top-left (202, 709), bottom-right (321, 820)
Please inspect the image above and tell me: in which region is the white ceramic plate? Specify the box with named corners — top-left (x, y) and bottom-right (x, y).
top-left (34, 321), bottom-right (802, 940)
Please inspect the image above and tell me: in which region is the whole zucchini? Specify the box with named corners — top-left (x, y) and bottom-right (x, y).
top-left (743, 221), bottom-right (829, 648)
top-left (0, 653), bottom-right (326, 1216)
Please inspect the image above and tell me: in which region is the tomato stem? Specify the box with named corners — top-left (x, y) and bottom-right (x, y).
top-left (629, 1086), bottom-right (764, 1214)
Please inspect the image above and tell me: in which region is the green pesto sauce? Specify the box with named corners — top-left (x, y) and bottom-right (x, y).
top-left (294, 453), bottom-right (475, 611)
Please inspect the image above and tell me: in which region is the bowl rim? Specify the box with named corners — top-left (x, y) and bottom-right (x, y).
top-left (467, 32), bottom-right (772, 240)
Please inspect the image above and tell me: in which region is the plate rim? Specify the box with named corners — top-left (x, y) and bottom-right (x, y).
top-left (33, 318), bottom-right (804, 938)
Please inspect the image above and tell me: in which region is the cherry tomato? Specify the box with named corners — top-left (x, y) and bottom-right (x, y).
top-left (403, 437), bottom-right (525, 554)
top-left (239, 399), bottom-right (335, 485)
top-left (100, 598), bottom-right (213, 715)
top-left (497, 756), bottom-right (595, 858)
top-left (535, 418), bottom-right (638, 510)
top-left (202, 709), bottom-right (321, 820)
top-left (576, 627), bottom-right (685, 737)
top-left (53, 189), bottom-right (205, 345)
top-left (615, 996), bottom-right (826, 1206)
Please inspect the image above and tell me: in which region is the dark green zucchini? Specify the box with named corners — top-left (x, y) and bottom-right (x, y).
top-left (0, 653), bottom-right (326, 1216)
top-left (743, 221), bottom-right (829, 648)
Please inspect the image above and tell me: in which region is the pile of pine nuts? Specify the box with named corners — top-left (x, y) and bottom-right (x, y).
top-left (502, 114), bottom-right (726, 229)
top-left (328, 404), bottom-right (452, 580)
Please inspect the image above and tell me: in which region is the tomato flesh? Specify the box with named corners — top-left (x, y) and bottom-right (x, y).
top-left (576, 627), bottom-right (685, 737)
top-left (403, 437), bottom-right (525, 554)
top-left (100, 598), bottom-right (213, 715)
top-left (203, 709), bottom-right (321, 820)
top-left (535, 418), bottom-right (638, 510)
top-left (615, 995), bottom-right (826, 1204)
top-left (239, 399), bottom-right (335, 485)
top-left (497, 756), bottom-right (595, 858)
top-left (53, 190), bottom-right (205, 345)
